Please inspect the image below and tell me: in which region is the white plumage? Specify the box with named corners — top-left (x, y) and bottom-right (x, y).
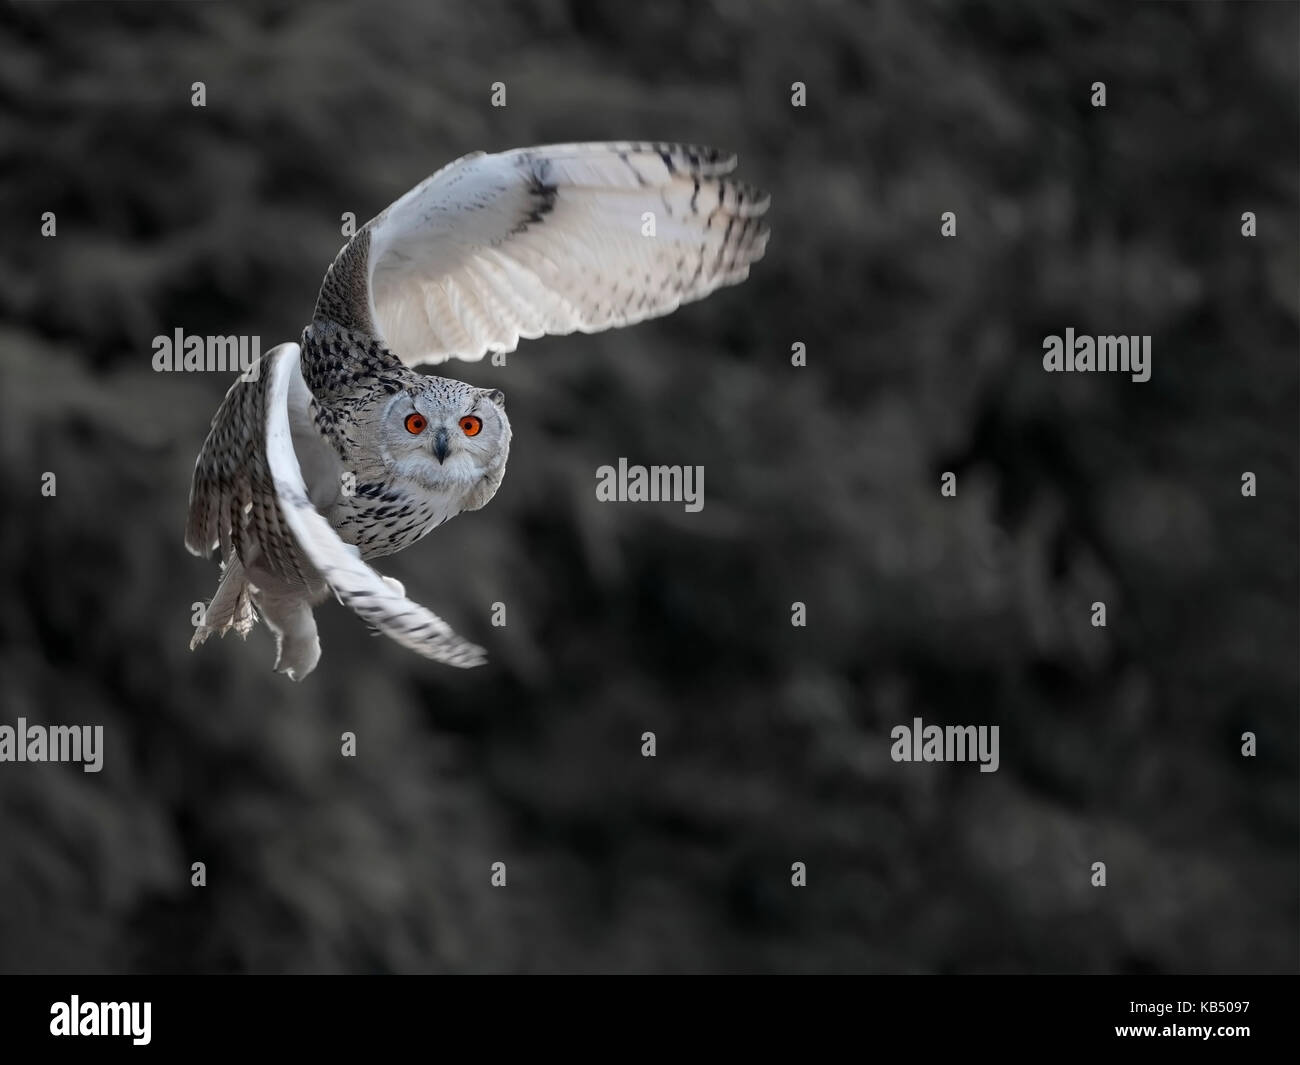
top-left (367, 143), bottom-right (769, 363)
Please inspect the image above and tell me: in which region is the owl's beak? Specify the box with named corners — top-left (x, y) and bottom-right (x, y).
top-left (432, 426), bottom-right (450, 464)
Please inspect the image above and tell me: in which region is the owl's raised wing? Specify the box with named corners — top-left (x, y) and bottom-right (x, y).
top-left (186, 343), bottom-right (486, 672)
top-left (316, 142), bottom-right (770, 364)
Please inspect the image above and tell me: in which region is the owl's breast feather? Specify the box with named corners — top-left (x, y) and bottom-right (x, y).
top-left (327, 486), bottom-right (465, 561)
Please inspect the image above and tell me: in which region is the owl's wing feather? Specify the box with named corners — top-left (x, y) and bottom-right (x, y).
top-left (184, 344), bottom-right (314, 587)
top-left (328, 141), bottom-right (769, 364)
top-left (261, 345), bottom-right (487, 669)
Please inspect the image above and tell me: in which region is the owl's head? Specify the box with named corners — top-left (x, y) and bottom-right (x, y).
top-left (371, 379), bottom-right (511, 493)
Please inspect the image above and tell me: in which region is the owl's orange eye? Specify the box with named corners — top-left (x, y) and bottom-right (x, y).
top-left (459, 415), bottom-right (483, 437)
top-left (404, 413), bottom-right (427, 434)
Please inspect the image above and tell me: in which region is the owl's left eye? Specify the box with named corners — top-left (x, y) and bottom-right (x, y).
top-left (404, 413), bottom-right (427, 434)
top-left (459, 415), bottom-right (483, 437)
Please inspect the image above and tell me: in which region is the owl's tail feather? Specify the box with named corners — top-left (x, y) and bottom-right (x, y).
top-left (190, 555), bottom-right (258, 650)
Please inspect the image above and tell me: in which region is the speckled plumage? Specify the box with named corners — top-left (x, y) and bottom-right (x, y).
top-left (185, 141), bottom-right (769, 679)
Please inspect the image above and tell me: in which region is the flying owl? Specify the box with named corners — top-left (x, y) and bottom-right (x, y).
top-left (186, 142), bottom-right (770, 680)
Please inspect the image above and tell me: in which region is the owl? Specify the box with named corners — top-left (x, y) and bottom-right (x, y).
top-left (186, 142), bottom-right (770, 679)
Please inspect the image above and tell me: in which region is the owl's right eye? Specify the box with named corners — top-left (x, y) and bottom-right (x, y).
top-left (404, 413), bottom-right (427, 434)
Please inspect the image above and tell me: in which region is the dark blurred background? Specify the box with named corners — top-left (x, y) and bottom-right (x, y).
top-left (0, 0), bottom-right (1296, 974)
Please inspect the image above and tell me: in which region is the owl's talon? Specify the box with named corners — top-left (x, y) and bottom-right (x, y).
top-left (273, 635), bottom-right (321, 681)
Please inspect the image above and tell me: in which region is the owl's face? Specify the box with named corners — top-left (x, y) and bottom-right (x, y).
top-left (373, 381), bottom-right (510, 493)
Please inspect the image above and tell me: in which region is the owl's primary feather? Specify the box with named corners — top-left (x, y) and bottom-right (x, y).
top-left (186, 141), bottom-right (769, 679)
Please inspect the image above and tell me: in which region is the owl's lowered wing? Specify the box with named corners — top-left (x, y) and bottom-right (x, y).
top-left (184, 343), bottom-right (318, 587)
top-left (261, 347), bottom-right (487, 668)
top-left (186, 343), bottom-right (486, 670)
top-left (317, 142), bottom-right (770, 364)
